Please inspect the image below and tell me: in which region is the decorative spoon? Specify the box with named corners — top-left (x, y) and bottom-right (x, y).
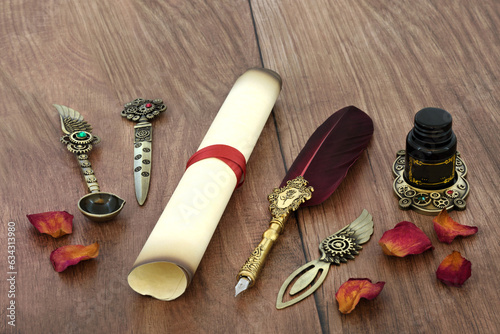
top-left (55, 104), bottom-right (125, 222)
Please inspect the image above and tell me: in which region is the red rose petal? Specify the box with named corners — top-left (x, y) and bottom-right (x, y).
top-left (436, 251), bottom-right (471, 287)
top-left (50, 243), bottom-right (100, 272)
top-left (433, 209), bottom-right (478, 244)
top-left (27, 211), bottom-right (73, 238)
top-left (335, 278), bottom-right (385, 314)
top-left (378, 221), bottom-right (433, 257)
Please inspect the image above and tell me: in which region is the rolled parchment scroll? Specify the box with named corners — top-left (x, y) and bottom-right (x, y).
top-left (128, 68), bottom-right (282, 300)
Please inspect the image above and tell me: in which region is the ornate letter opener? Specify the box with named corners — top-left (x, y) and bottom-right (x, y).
top-left (121, 99), bottom-right (167, 205)
top-left (55, 104), bottom-right (125, 222)
top-left (276, 210), bottom-right (373, 309)
top-left (235, 106), bottom-right (374, 296)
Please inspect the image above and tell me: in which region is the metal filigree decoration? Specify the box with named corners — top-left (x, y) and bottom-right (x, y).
top-left (239, 246), bottom-right (265, 281)
top-left (56, 105), bottom-right (101, 155)
top-left (392, 150), bottom-right (469, 215)
top-left (268, 176), bottom-right (313, 218)
top-left (55, 104), bottom-right (101, 192)
top-left (121, 98), bottom-right (166, 122)
top-left (276, 210), bottom-right (373, 309)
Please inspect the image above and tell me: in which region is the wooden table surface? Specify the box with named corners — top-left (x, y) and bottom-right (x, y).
top-left (1, 0), bottom-right (499, 333)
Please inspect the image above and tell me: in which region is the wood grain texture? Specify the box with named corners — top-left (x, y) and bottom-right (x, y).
top-left (253, 0), bottom-right (500, 333)
top-left (0, 0), bottom-right (499, 333)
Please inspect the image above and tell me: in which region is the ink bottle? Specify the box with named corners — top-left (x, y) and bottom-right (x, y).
top-left (404, 107), bottom-right (457, 190)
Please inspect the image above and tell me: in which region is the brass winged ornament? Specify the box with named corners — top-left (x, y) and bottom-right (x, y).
top-left (58, 105), bottom-right (100, 153)
top-left (59, 104), bottom-right (96, 134)
top-left (276, 210), bottom-right (373, 309)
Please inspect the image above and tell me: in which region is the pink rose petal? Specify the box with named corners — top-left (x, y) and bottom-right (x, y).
top-left (433, 209), bottom-right (478, 244)
top-left (335, 278), bottom-right (385, 314)
top-left (27, 211), bottom-right (73, 238)
top-left (436, 251), bottom-right (471, 287)
top-left (379, 221), bottom-right (433, 257)
top-left (50, 243), bottom-right (99, 272)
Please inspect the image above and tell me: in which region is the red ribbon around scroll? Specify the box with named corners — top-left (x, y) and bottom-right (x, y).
top-left (185, 144), bottom-right (247, 188)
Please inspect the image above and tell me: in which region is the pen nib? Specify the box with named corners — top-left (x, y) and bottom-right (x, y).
top-left (235, 277), bottom-right (251, 297)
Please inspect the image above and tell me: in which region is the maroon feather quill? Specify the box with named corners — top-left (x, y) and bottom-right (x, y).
top-left (235, 106), bottom-right (373, 296)
top-left (280, 105), bottom-right (373, 206)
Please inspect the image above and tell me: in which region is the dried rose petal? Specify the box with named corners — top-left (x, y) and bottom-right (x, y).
top-left (335, 278), bottom-right (385, 314)
top-left (433, 209), bottom-right (478, 244)
top-left (436, 251), bottom-right (471, 287)
top-left (27, 211), bottom-right (73, 238)
top-left (50, 243), bottom-right (99, 272)
top-left (378, 221), bottom-right (433, 257)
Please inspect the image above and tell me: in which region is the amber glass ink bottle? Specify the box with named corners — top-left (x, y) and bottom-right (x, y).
top-left (404, 108), bottom-right (457, 190)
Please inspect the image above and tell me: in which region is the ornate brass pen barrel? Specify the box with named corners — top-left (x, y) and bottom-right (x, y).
top-left (236, 176), bottom-right (313, 294)
top-left (237, 215), bottom-right (288, 286)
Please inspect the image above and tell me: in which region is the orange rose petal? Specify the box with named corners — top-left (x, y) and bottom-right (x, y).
top-left (433, 209), bottom-right (478, 244)
top-left (27, 211), bottom-right (73, 238)
top-left (50, 243), bottom-right (99, 272)
top-left (436, 251), bottom-right (471, 287)
top-left (335, 278), bottom-right (385, 314)
top-left (378, 221), bottom-right (433, 257)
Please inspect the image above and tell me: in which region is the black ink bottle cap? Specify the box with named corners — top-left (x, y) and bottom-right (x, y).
top-left (404, 107), bottom-right (457, 190)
